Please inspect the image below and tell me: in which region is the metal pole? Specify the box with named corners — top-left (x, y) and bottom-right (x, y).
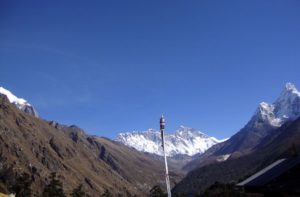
top-left (160, 115), bottom-right (171, 197)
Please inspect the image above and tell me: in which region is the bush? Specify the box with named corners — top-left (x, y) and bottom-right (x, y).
top-left (43, 172), bottom-right (66, 197)
top-left (71, 184), bottom-right (91, 197)
top-left (11, 172), bottom-right (33, 197)
top-left (150, 185), bottom-right (167, 197)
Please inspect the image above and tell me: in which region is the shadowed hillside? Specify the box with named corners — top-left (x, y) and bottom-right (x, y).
top-left (173, 118), bottom-right (300, 196)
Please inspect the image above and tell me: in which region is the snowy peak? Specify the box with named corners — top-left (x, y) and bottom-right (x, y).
top-left (116, 127), bottom-right (222, 157)
top-left (283, 82), bottom-right (299, 93)
top-left (275, 83), bottom-right (300, 108)
top-left (253, 83), bottom-right (300, 127)
top-left (257, 102), bottom-right (280, 126)
top-left (0, 87), bottom-right (28, 106)
top-left (117, 129), bottom-right (162, 156)
top-left (274, 83), bottom-right (300, 119)
top-left (0, 87), bottom-right (39, 117)
top-left (175, 126), bottom-right (206, 136)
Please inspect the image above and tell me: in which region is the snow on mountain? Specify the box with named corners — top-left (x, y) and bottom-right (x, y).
top-left (253, 82), bottom-right (300, 127)
top-left (0, 87), bottom-right (39, 117)
top-left (116, 126), bottom-right (223, 157)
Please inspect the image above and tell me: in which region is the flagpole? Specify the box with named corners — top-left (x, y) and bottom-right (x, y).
top-left (160, 115), bottom-right (171, 197)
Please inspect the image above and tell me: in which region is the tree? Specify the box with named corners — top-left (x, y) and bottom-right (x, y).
top-left (43, 172), bottom-right (66, 197)
top-left (290, 143), bottom-right (298, 157)
top-left (11, 172), bottom-right (33, 197)
top-left (150, 185), bottom-right (166, 197)
top-left (71, 184), bottom-right (89, 197)
top-left (173, 194), bottom-right (187, 197)
top-left (202, 182), bottom-right (245, 197)
top-left (0, 165), bottom-right (14, 193)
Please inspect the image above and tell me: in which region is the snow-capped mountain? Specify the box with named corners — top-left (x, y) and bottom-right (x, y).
top-left (197, 82), bottom-right (300, 158)
top-left (184, 83), bottom-right (300, 171)
top-left (0, 87), bottom-right (39, 117)
top-left (116, 126), bottom-right (224, 157)
top-left (251, 83), bottom-right (300, 128)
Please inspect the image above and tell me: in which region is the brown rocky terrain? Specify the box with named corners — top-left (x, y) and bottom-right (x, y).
top-left (0, 94), bottom-right (184, 196)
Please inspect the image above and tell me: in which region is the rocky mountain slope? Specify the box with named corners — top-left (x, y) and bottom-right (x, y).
top-left (0, 87), bottom-right (38, 118)
top-left (0, 93), bottom-right (183, 196)
top-left (116, 126), bottom-right (223, 157)
top-left (173, 116), bottom-right (300, 196)
top-left (184, 83), bottom-right (300, 171)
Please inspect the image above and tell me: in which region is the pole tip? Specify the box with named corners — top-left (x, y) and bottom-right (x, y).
top-left (160, 115), bottom-right (165, 130)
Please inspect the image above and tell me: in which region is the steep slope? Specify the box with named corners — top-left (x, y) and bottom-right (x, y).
top-left (0, 94), bottom-right (183, 196)
top-left (218, 83), bottom-right (300, 154)
top-left (173, 117), bottom-right (300, 196)
top-left (0, 87), bottom-right (38, 117)
top-left (184, 83), bottom-right (300, 171)
top-left (116, 126), bottom-right (222, 157)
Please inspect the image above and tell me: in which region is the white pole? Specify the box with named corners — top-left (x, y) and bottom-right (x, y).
top-left (160, 115), bottom-right (171, 197)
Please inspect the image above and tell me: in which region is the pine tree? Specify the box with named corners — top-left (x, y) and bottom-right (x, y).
top-left (12, 172), bottom-right (33, 197)
top-left (149, 185), bottom-right (166, 197)
top-left (202, 182), bottom-right (245, 197)
top-left (43, 172), bottom-right (66, 197)
top-left (290, 143), bottom-right (298, 157)
top-left (71, 184), bottom-right (87, 197)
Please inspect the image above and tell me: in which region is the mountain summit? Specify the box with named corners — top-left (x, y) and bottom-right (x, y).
top-left (252, 82), bottom-right (300, 128)
top-left (223, 82), bottom-right (300, 153)
top-left (116, 126), bottom-right (223, 157)
top-left (175, 84), bottom-right (300, 196)
top-left (186, 83), bottom-right (300, 171)
top-left (0, 86), bottom-right (39, 117)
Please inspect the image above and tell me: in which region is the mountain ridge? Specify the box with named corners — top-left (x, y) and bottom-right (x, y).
top-left (116, 126), bottom-right (224, 157)
top-left (184, 82), bottom-right (300, 171)
top-left (0, 93), bottom-right (183, 196)
top-left (174, 83), bottom-right (300, 194)
top-left (0, 86), bottom-right (38, 117)
top-left (254, 82), bottom-right (300, 127)
top-left (173, 117), bottom-right (300, 196)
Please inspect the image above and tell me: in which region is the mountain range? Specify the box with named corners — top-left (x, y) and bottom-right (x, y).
top-left (116, 127), bottom-right (224, 157)
top-left (117, 83), bottom-right (300, 162)
top-left (1, 83), bottom-right (300, 196)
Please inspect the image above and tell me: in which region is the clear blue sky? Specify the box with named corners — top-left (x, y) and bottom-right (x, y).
top-left (1, 1), bottom-right (300, 139)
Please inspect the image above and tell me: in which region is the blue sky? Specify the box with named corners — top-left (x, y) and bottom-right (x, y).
top-left (1, 1), bottom-right (300, 139)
